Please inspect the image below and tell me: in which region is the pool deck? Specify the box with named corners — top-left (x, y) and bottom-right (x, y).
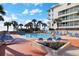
top-left (0, 34), bottom-right (46, 56)
top-left (60, 35), bottom-right (79, 48)
top-left (0, 34), bottom-right (79, 56)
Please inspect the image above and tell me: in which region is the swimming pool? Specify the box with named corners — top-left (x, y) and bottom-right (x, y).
top-left (22, 33), bottom-right (52, 39)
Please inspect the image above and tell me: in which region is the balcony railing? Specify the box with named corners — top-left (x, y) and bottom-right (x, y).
top-left (58, 25), bottom-right (79, 29)
top-left (58, 11), bottom-right (78, 18)
top-left (61, 18), bottom-right (79, 22)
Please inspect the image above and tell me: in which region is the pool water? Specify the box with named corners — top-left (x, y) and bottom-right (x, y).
top-left (22, 33), bottom-right (52, 39)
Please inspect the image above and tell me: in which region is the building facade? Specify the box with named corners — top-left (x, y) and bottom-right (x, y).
top-left (48, 3), bottom-right (79, 33)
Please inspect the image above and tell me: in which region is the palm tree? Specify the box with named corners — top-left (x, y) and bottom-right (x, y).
top-left (32, 19), bottom-right (37, 28)
top-left (42, 23), bottom-right (47, 31)
top-left (0, 5), bottom-right (5, 22)
top-left (0, 16), bottom-right (4, 21)
top-left (19, 24), bottom-right (23, 29)
top-left (28, 22), bottom-right (33, 29)
top-left (0, 5), bottom-right (5, 15)
top-left (11, 21), bottom-right (18, 31)
top-left (37, 21), bottom-right (42, 30)
top-left (4, 22), bottom-right (12, 32)
top-left (24, 24), bottom-right (29, 29)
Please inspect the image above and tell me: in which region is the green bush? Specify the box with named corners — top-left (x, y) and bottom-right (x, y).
top-left (38, 42), bottom-right (66, 50)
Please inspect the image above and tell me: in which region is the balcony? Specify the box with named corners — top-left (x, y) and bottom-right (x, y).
top-left (48, 12), bottom-right (53, 15)
top-left (61, 18), bottom-right (79, 22)
top-left (58, 25), bottom-right (79, 29)
top-left (54, 11), bottom-right (79, 21)
top-left (58, 11), bottom-right (79, 18)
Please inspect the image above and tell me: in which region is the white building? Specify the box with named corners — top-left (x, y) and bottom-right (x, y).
top-left (48, 3), bottom-right (79, 33)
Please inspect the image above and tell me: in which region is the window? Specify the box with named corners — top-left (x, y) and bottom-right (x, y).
top-left (74, 6), bottom-right (79, 11)
top-left (58, 11), bottom-right (62, 16)
top-left (66, 22), bottom-right (69, 26)
top-left (74, 21), bottom-right (78, 26)
top-left (69, 15), bottom-right (73, 19)
top-left (67, 16), bottom-right (69, 20)
top-left (66, 9), bottom-right (69, 13)
top-left (69, 8), bottom-right (73, 12)
top-left (70, 22), bottom-right (74, 26)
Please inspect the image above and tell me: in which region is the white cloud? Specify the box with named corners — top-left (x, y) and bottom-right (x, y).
top-left (25, 19), bottom-right (31, 24)
top-left (11, 14), bottom-right (18, 20)
top-left (18, 19), bottom-right (32, 28)
top-left (3, 25), bottom-right (13, 31)
top-left (0, 16), bottom-right (14, 31)
top-left (0, 14), bottom-right (18, 31)
top-left (24, 19), bottom-right (48, 25)
top-left (30, 9), bottom-right (42, 15)
top-left (3, 16), bottom-right (12, 22)
top-left (22, 9), bottom-right (29, 14)
top-left (11, 3), bottom-right (17, 5)
top-left (38, 19), bottom-right (48, 30)
top-left (32, 3), bottom-right (43, 6)
top-left (5, 10), bottom-right (8, 13)
top-left (0, 24), bottom-right (7, 31)
top-left (17, 19), bottom-right (31, 24)
top-left (3, 14), bottom-right (18, 22)
top-left (0, 21), bottom-right (6, 31)
top-left (39, 19), bottom-right (48, 24)
top-left (22, 8), bottom-right (42, 15)
top-left (18, 19), bottom-right (24, 24)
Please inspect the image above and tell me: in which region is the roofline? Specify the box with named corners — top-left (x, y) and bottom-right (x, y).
top-left (50, 4), bottom-right (61, 9)
top-left (48, 4), bottom-right (61, 12)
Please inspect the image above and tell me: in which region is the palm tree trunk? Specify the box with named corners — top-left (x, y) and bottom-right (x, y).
top-left (43, 27), bottom-right (45, 31)
top-left (21, 26), bottom-right (22, 29)
top-left (7, 26), bottom-right (9, 32)
top-left (34, 22), bottom-right (36, 28)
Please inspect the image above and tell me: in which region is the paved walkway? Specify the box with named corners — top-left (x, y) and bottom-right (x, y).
top-left (58, 46), bottom-right (79, 56)
top-left (0, 34), bottom-right (47, 56)
top-left (0, 34), bottom-right (79, 56)
top-left (60, 35), bottom-right (79, 47)
top-left (0, 39), bottom-right (46, 56)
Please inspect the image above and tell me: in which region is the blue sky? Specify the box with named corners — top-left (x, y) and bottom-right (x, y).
top-left (0, 3), bottom-right (58, 31)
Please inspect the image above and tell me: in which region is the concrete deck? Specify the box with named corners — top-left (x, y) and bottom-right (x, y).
top-left (60, 35), bottom-right (79, 47)
top-left (0, 34), bottom-right (79, 56)
top-left (0, 39), bottom-right (47, 56)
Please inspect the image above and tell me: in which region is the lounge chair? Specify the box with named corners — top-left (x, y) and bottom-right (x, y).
top-left (68, 32), bottom-right (71, 36)
top-left (38, 38), bottom-right (43, 41)
top-left (55, 36), bottom-right (62, 41)
top-left (75, 33), bottom-right (79, 37)
top-left (47, 38), bottom-right (52, 41)
top-left (53, 36), bottom-right (62, 41)
top-left (57, 31), bottom-right (60, 35)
